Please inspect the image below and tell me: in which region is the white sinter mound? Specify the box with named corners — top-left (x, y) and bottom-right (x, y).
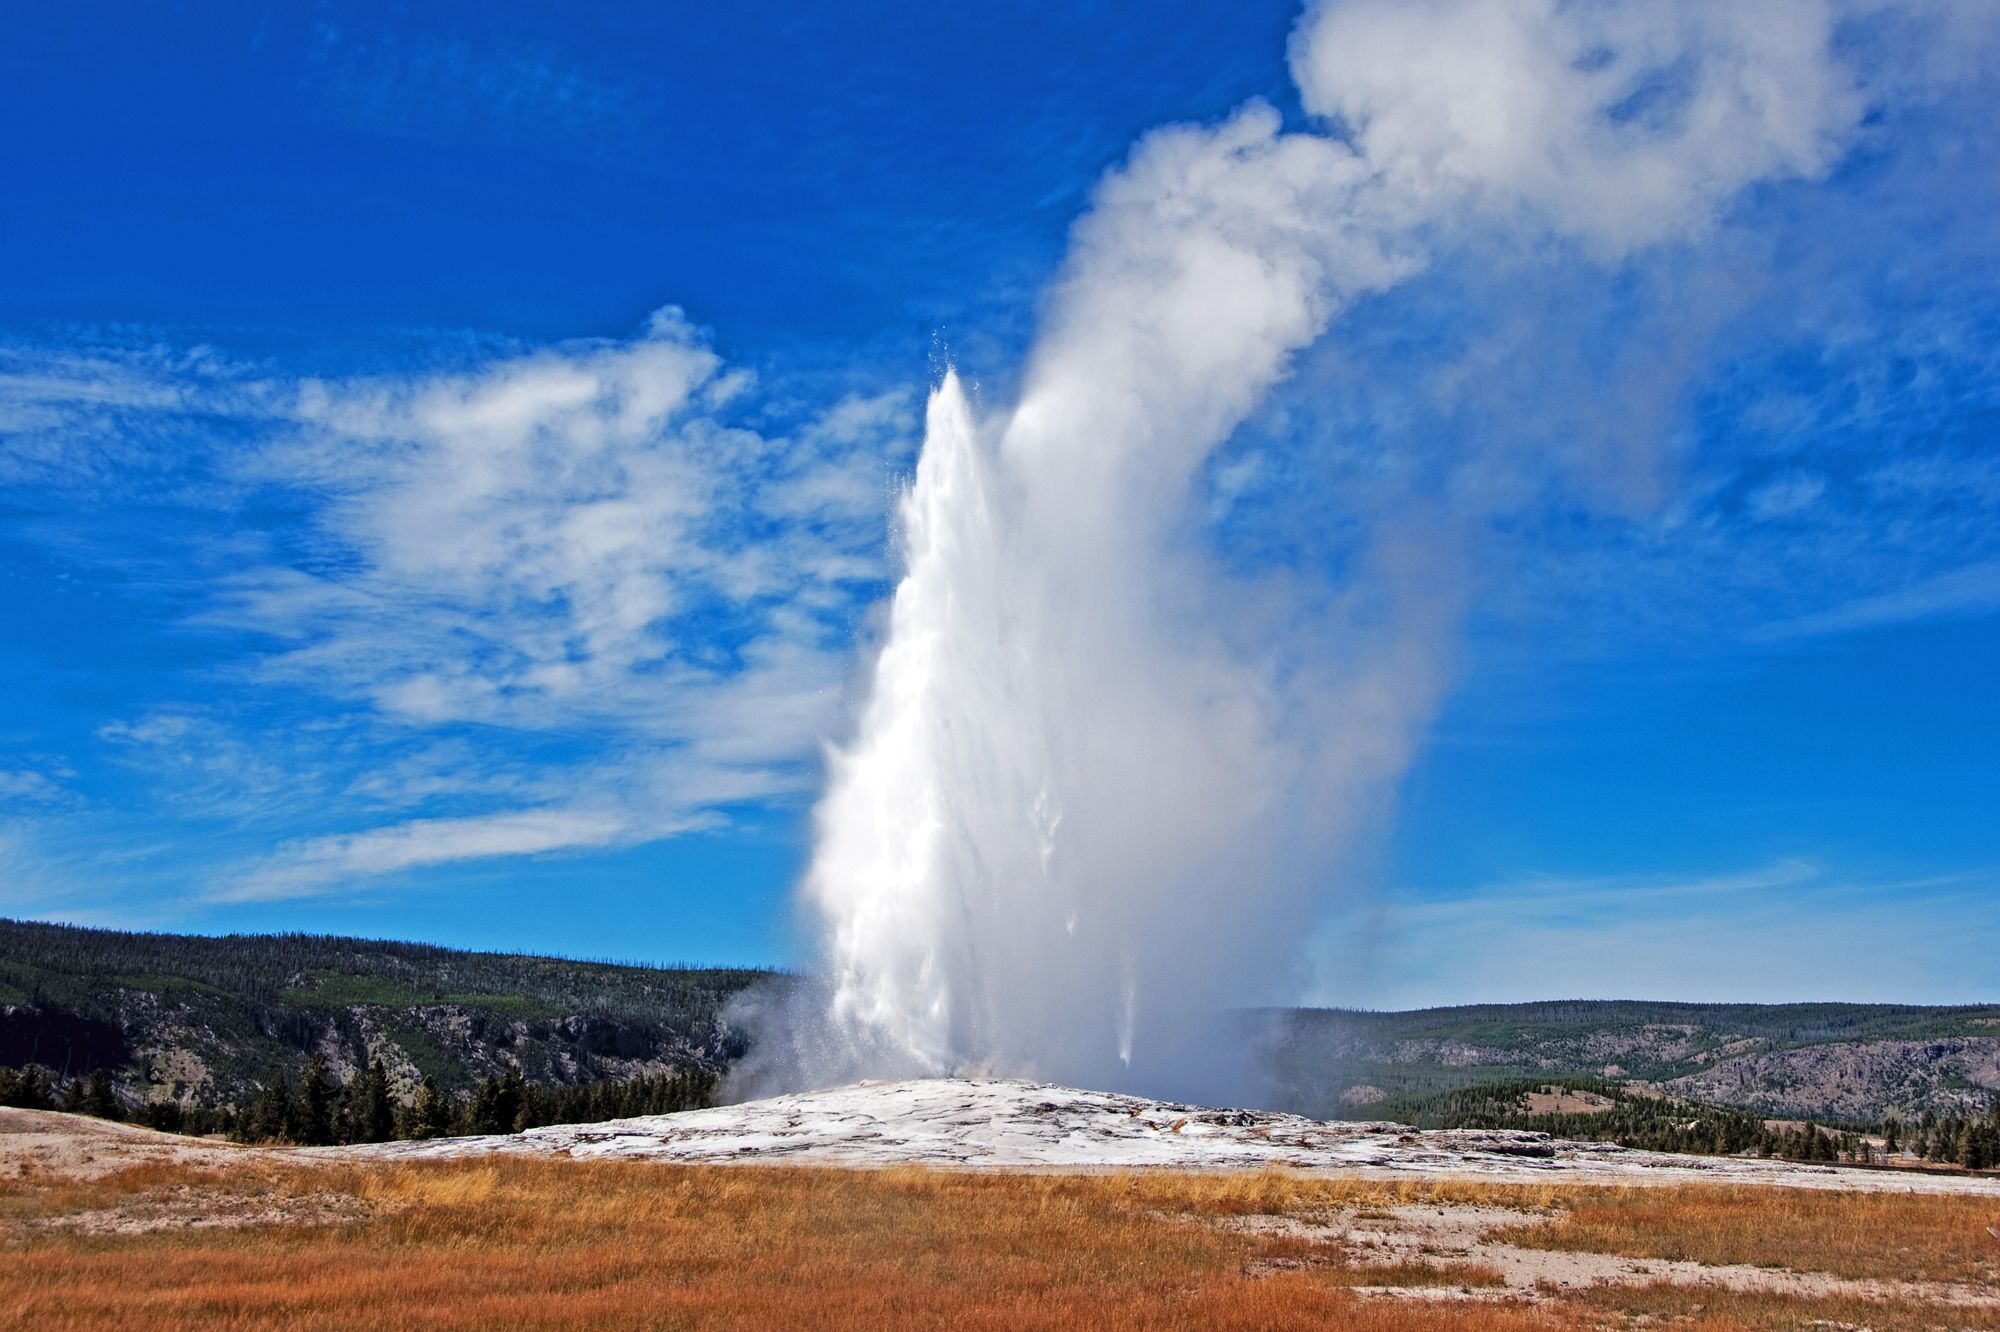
top-left (345, 1078), bottom-right (2000, 1194)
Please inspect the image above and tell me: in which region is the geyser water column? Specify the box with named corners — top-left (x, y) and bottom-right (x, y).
top-left (806, 365), bottom-right (1304, 1091)
top-left (804, 372), bottom-right (1030, 1078)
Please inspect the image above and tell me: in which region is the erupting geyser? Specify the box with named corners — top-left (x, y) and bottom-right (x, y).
top-left (804, 366), bottom-right (1335, 1093)
top-left (743, 0), bottom-right (1896, 1100)
top-left (794, 105), bottom-right (1426, 1095)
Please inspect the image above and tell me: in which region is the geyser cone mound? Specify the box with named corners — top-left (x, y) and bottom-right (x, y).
top-left (340, 1079), bottom-right (2000, 1194)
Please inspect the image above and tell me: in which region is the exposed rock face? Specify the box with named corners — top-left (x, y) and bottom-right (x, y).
top-left (346, 1077), bottom-right (2000, 1195)
top-left (1665, 1039), bottom-right (2000, 1121)
top-left (121, 1002), bottom-right (737, 1105)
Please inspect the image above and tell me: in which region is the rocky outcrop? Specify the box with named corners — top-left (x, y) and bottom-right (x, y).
top-left (1665, 1038), bottom-right (2000, 1121)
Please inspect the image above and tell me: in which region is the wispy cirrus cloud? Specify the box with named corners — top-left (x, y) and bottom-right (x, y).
top-left (0, 311), bottom-right (914, 902)
top-left (219, 805), bottom-right (642, 904)
top-left (0, 769), bottom-right (65, 802)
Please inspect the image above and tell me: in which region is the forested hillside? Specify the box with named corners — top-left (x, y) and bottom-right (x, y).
top-left (0, 918), bottom-right (772, 1113)
top-left (1358, 1074), bottom-right (2000, 1170)
top-left (6, 919), bottom-right (1995, 1132)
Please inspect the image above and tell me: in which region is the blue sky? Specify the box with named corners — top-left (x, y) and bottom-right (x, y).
top-left (2, 1), bottom-right (1995, 1005)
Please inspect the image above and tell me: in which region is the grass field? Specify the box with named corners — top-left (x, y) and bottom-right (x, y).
top-left (1498, 1183), bottom-right (2000, 1283)
top-left (4, 1148), bottom-right (1999, 1331)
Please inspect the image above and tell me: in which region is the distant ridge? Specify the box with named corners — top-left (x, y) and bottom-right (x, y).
top-left (0, 918), bottom-right (772, 1109)
top-left (3, 918), bottom-right (1995, 1124)
top-left (1265, 1000), bottom-right (2000, 1122)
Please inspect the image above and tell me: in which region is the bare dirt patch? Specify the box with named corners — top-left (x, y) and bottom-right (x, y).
top-left (0, 1108), bottom-right (367, 1238)
top-left (1520, 1087), bottom-right (1616, 1115)
top-left (0, 1107), bottom-right (301, 1181)
top-left (1216, 1195), bottom-right (2000, 1312)
top-left (26, 1182), bottom-right (372, 1236)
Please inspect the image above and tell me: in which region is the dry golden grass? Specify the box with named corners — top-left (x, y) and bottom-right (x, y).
top-left (1494, 1182), bottom-right (2000, 1284)
top-left (0, 1159), bottom-right (1563, 1332)
top-left (1100, 1168), bottom-right (1567, 1215)
top-left (1574, 1282), bottom-right (2000, 1331)
top-left (1, 1157), bottom-right (1994, 1331)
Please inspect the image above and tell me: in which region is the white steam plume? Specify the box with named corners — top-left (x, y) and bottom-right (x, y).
top-left (741, 0), bottom-right (1945, 1098)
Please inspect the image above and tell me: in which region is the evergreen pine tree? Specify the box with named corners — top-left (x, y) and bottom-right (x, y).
top-left (242, 1075), bottom-right (296, 1143)
top-left (332, 1077), bottom-right (362, 1145)
top-left (296, 1054), bottom-right (334, 1146)
top-left (82, 1064), bottom-right (122, 1112)
top-left (0, 1065), bottom-right (52, 1110)
top-left (361, 1058), bottom-right (397, 1143)
top-left (401, 1076), bottom-right (455, 1140)
top-left (496, 1066), bottom-right (525, 1133)
top-left (1959, 1122), bottom-right (1988, 1171)
top-left (139, 1100), bottom-right (185, 1133)
top-left (1929, 1118), bottom-right (1956, 1161)
top-left (464, 1075), bottom-right (505, 1135)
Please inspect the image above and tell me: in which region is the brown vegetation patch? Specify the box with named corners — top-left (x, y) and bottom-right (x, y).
top-left (1172, 1178), bottom-right (2000, 1312)
top-left (1, 1160), bottom-right (1568, 1332)
top-left (1226, 1223), bottom-right (1510, 1289)
top-left (1573, 1281), bottom-right (2000, 1331)
top-left (1494, 1182), bottom-right (2000, 1285)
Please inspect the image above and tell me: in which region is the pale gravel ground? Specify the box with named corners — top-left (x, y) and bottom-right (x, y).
top-left (0, 1108), bottom-right (360, 1236)
top-left (1229, 1204), bottom-right (2000, 1309)
top-left (0, 1107), bottom-right (309, 1180)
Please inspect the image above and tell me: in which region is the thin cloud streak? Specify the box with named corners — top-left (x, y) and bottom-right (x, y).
top-left (219, 806), bottom-right (647, 904)
top-left (1314, 859), bottom-right (2000, 1008)
top-left (1757, 560), bottom-right (2000, 640)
